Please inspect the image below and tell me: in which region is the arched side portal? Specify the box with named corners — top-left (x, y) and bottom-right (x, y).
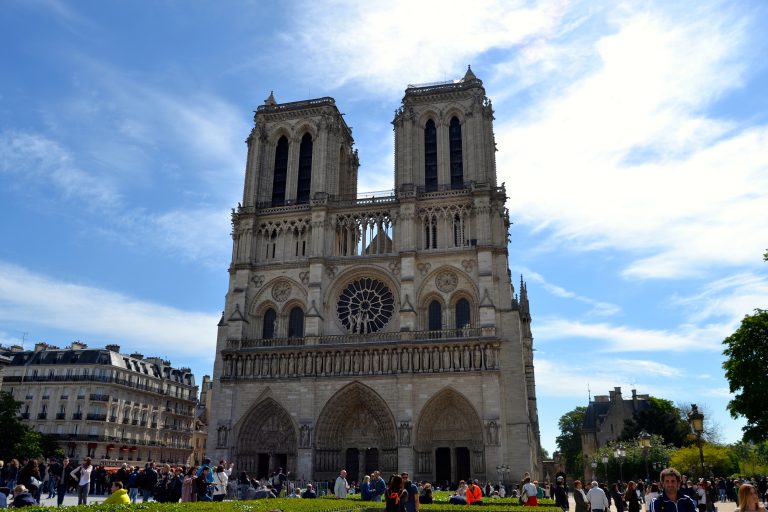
top-left (314, 382), bottom-right (398, 481)
top-left (414, 388), bottom-right (485, 485)
top-left (235, 398), bottom-right (298, 479)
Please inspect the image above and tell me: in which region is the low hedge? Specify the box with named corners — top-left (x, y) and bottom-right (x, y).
top-left (17, 497), bottom-right (560, 512)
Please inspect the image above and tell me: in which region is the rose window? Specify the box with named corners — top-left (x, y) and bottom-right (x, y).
top-left (337, 278), bottom-right (394, 334)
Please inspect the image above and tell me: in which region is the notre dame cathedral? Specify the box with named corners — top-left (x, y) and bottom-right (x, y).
top-left (209, 67), bottom-right (542, 484)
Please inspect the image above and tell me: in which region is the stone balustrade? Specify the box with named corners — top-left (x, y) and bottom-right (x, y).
top-left (220, 334), bottom-right (500, 380)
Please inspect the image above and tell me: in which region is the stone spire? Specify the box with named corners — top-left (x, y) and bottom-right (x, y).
top-left (520, 275), bottom-right (531, 323)
top-left (463, 65), bottom-right (477, 82)
top-left (264, 91), bottom-right (277, 106)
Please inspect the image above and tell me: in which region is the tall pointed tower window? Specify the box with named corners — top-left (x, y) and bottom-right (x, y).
top-left (288, 307), bottom-right (304, 338)
top-left (424, 119), bottom-right (438, 192)
top-left (455, 298), bottom-right (471, 335)
top-left (272, 136), bottom-right (289, 206)
top-left (296, 133), bottom-right (313, 204)
top-left (449, 117), bottom-right (463, 189)
top-left (263, 308), bottom-right (277, 339)
top-left (428, 300), bottom-right (442, 331)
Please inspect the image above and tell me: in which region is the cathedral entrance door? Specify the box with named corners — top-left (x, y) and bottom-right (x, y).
top-left (456, 447), bottom-right (470, 482)
top-left (435, 447), bottom-right (451, 485)
top-left (345, 448), bottom-right (360, 482)
top-left (257, 454), bottom-right (269, 479)
top-left (364, 448), bottom-right (379, 475)
top-left (273, 453), bottom-right (287, 475)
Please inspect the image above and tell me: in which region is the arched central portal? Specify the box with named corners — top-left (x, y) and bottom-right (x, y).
top-left (235, 398), bottom-right (298, 479)
top-left (414, 388), bottom-right (485, 485)
top-left (315, 382), bottom-right (398, 481)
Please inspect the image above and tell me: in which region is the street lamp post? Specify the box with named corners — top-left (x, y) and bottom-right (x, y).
top-left (602, 454), bottom-right (609, 483)
top-left (639, 431), bottom-right (651, 482)
top-left (614, 444), bottom-right (626, 483)
top-left (591, 460), bottom-right (598, 481)
top-left (688, 404), bottom-right (706, 477)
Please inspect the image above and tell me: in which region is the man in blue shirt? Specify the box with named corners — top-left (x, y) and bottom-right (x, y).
top-left (650, 468), bottom-right (697, 512)
top-left (371, 471), bottom-right (387, 502)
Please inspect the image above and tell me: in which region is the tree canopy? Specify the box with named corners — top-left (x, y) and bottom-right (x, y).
top-left (0, 390), bottom-right (59, 461)
top-left (621, 397), bottom-right (690, 447)
top-left (556, 406), bottom-right (586, 476)
top-left (723, 309), bottom-right (768, 442)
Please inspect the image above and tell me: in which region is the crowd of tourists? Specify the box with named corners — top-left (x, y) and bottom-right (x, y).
top-left (551, 469), bottom-right (767, 512)
top-left (2, 457), bottom-right (768, 510)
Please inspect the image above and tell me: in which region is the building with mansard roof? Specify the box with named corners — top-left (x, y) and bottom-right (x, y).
top-left (0, 341), bottom-right (198, 465)
top-left (209, 68), bottom-right (541, 484)
top-left (580, 387), bottom-right (651, 479)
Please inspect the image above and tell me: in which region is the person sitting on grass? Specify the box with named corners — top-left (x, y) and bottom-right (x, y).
top-left (10, 485), bottom-right (36, 508)
top-left (301, 484), bottom-right (317, 499)
top-left (103, 482), bottom-right (130, 504)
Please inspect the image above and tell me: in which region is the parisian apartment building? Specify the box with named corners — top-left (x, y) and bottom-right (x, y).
top-left (0, 341), bottom-right (201, 466)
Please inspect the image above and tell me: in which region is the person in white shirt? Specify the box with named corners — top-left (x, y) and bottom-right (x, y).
top-left (334, 469), bottom-right (349, 498)
top-left (70, 457), bottom-right (93, 505)
top-left (212, 465), bottom-right (228, 502)
top-left (522, 476), bottom-right (538, 506)
top-left (587, 481), bottom-right (610, 512)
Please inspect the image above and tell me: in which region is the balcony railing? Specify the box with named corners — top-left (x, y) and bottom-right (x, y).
top-left (8, 374), bottom-right (196, 400)
top-left (122, 418), bottom-right (130, 424)
top-left (90, 394), bottom-right (109, 401)
top-left (38, 413), bottom-right (47, 419)
top-left (20, 412), bottom-right (30, 419)
top-left (56, 413), bottom-right (66, 420)
top-left (109, 416), bottom-right (117, 422)
top-left (87, 413), bottom-right (107, 421)
top-left (226, 327), bottom-right (491, 351)
top-left (72, 413), bottom-right (83, 420)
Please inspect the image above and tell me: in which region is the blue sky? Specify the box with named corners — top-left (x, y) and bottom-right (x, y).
top-left (2, 0), bottom-right (767, 456)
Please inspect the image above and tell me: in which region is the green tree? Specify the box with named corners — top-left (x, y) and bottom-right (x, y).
top-left (669, 443), bottom-right (734, 478)
top-left (723, 309), bottom-right (768, 442)
top-left (556, 406), bottom-right (586, 477)
top-left (0, 391), bottom-right (31, 461)
top-left (621, 397), bottom-right (690, 447)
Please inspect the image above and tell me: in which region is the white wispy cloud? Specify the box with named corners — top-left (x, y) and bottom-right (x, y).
top-left (521, 267), bottom-right (621, 316)
top-left (0, 261), bottom-right (219, 358)
top-left (535, 317), bottom-right (728, 353)
top-left (533, 358), bottom-right (672, 398)
top-left (0, 130), bottom-right (121, 205)
top-left (495, 4), bottom-right (768, 279)
top-left (291, 0), bottom-right (568, 94)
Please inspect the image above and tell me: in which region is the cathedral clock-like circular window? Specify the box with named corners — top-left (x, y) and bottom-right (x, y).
top-left (337, 278), bottom-right (395, 334)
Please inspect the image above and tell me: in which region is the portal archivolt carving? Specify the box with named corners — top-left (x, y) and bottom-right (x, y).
top-left (414, 388), bottom-right (484, 451)
top-left (315, 382), bottom-right (397, 450)
top-left (236, 398), bottom-right (298, 456)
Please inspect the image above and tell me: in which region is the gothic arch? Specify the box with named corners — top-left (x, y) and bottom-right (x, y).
top-left (442, 105), bottom-right (467, 125)
top-left (315, 381), bottom-right (397, 449)
top-left (267, 124), bottom-right (293, 145)
top-left (414, 387), bottom-right (483, 451)
top-left (417, 265), bottom-right (479, 304)
top-left (418, 110), bottom-right (440, 128)
top-left (294, 122), bottom-right (318, 141)
top-left (314, 382), bottom-right (398, 479)
top-left (234, 397), bottom-right (298, 476)
top-left (419, 292), bottom-right (445, 331)
top-left (251, 277), bottom-right (307, 308)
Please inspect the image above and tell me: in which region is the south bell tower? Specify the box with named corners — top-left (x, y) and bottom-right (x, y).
top-left (210, 68), bottom-right (542, 484)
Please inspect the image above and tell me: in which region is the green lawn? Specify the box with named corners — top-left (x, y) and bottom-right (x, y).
top-left (21, 494), bottom-right (559, 512)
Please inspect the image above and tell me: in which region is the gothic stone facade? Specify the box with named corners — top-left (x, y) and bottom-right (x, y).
top-left (209, 69), bottom-right (541, 484)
